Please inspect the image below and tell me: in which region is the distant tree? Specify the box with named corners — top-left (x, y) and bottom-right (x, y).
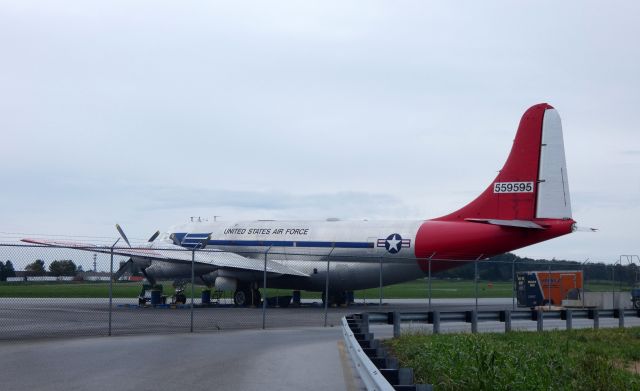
top-left (25, 259), bottom-right (46, 275)
top-left (76, 265), bottom-right (84, 273)
top-left (0, 262), bottom-right (5, 281)
top-left (49, 260), bottom-right (77, 276)
top-left (4, 260), bottom-right (16, 278)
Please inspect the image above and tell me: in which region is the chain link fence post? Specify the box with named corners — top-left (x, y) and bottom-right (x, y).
top-left (612, 262), bottom-right (616, 310)
top-left (190, 248), bottom-right (195, 333)
top-left (262, 247), bottom-right (270, 330)
top-left (108, 238), bottom-right (120, 337)
top-left (428, 257), bottom-right (432, 311)
top-left (378, 257), bottom-right (383, 308)
top-left (548, 262), bottom-right (552, 310)
top-left (474, 258), bottom-right (479, 311)
top-left (323, 245), bottom-right (335, 327)
top-left (109, 247), bottom-right (113, 336)
top-left (512, 257), bottom-right (516, 311)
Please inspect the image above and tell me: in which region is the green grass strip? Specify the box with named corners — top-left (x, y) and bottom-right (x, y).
top-left (388, 327), bottom-right (640, 390)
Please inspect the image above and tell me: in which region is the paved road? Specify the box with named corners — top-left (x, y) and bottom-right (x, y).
top-left (2, 298), bottom-right (639, 391)
top-left (0, 327), bottom-right (361, 391)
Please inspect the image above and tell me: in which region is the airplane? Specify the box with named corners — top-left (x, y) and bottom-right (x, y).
top-left (23, 103), bottom-right (580, 306)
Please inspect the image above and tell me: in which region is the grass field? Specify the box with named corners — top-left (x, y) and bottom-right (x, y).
top-left (388, 327), bottom-right (640, 390)
top-left (0, 278), bottom-right (631, 299)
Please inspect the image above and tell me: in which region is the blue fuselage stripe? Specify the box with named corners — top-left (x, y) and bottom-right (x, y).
top-left (175, 233), bottom-right (374, 249)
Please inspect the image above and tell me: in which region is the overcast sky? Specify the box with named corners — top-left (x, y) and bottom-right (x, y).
top-left (1, 1), bottom-right (638, 263)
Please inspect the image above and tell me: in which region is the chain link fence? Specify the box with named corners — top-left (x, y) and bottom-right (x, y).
top-left (0, 243), bottom-right (636, 341)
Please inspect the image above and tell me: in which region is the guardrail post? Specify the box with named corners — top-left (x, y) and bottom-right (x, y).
top-left (361, 313), bottom-right (370, 334)
top-left (566, 309), bottom-right (573, 330)
top-left (432, 311), bottom-right (440, 334)
top-left (470, 310), bottom-right (478, 333)
top-left (592, 309), bottom-right (599, 329)
top-left (617, 309), bottom-right (625, 328)
top-left (393, 311), bottom-right (401, 338)
top-left (503, 310), bottom-right (511, 333)
top-left (537, 309), bottom-right (544, 332)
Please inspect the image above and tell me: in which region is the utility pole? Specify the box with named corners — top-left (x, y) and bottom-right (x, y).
top-left (93, 253), bottom-right (97, 273)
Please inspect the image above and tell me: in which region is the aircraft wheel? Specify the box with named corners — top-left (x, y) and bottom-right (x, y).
top-left (634, 299), bottom-right (640, 310)
top-left (175, 293), bottom-right (186, 304)
top-left (322, 292), bottom-right (346, 307)
top-left (234, 288), bottom-right (252, 306)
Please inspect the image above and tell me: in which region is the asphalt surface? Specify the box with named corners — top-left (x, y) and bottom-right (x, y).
top-left (0, 327), bottom-right (358, 391)
top-left (2, 298), bottom-right (640, 391)
top-left (0, 297), bottom-right (514, 340)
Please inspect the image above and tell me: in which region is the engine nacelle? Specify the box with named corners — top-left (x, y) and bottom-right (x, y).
top-left (214, 276), bottom-right (237, 292)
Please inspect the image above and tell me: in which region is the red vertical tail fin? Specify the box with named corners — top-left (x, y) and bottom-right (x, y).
top-left (436, 103), bottom-right (572, 222)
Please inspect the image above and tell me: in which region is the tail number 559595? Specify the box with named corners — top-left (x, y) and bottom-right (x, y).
top-left (493, 182), bottom-right (534, 193)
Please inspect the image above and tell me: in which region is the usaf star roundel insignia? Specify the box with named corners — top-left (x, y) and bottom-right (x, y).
top-left (377, 233), bottom-right (412, 254)
top-left (385, 233), bottom-right (402, 253)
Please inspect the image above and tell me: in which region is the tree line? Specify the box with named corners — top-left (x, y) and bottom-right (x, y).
top-left (435, 253), bottom-right (639, 285)
top-left (4, 254), bottom-right (639, 285)
top-left (0, 260), bottom-right (16, 281)
top-left (11, 259), bottom-right (79, 278)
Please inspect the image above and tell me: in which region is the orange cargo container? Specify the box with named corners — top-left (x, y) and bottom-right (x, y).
top-left (516, 270), bottom-right (583, 307)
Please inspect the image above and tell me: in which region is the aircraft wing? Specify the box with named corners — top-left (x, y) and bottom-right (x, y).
top-left (21, 238), bottom-right (309, 277)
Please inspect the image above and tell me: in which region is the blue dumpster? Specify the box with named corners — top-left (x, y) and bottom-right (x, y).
top-left (201, 290), bottom-right (211, 304)
top-left (150, 290), bottom-right (162, 305)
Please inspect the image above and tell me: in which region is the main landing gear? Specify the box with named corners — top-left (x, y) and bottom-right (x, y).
top-left (233, 284), bottom-right (261, 307)
top-left (322, 291), bottom-right (354, 307)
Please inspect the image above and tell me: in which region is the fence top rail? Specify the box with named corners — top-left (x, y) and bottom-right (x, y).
top-left (0, 242), bottom-right (613, 267)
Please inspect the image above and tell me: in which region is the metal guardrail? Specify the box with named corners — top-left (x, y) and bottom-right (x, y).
top-left (342, 314), bottom-right (432, 391)
top-left (365, 308), bottom-right (639, 337)
top-left (344, 309), bottom-right (640, 390)
top-left (342, 316), bottom-right (395, 391)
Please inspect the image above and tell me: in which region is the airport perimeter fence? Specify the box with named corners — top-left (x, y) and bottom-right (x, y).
top-left (0, 242), bottom-right (636, 341)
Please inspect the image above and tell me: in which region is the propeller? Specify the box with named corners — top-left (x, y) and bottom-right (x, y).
top-left (116, 224), bottom-right (161, 246)
top-left (148, 230), bottom-right (160, 243)
top-left (115, 224), bottom-right (132, 247)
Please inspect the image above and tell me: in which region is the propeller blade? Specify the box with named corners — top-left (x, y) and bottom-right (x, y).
top-left (115, 224), bottom-right (132, 247)
top-left (148, 230), bottom-right (160, 243)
